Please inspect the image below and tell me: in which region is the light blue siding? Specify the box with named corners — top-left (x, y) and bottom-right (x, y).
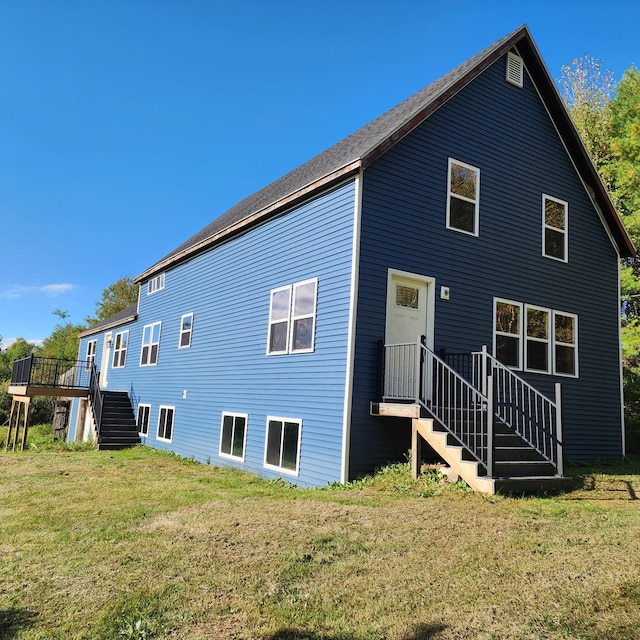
top-left (71, 180), bottom-right (355, 487)
top-left (350, 53), bottom-right (623, 476)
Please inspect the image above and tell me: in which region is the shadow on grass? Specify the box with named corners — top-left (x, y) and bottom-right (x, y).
top-left (264, 622), bottom-right (448, 640)
top-left (0, 608), bottom-right (38, 638)
top-left (566, 455), bottom-right (640, 499)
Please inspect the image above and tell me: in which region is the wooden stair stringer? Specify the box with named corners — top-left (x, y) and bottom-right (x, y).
top-left (413, 418), bottom-right (495, 495)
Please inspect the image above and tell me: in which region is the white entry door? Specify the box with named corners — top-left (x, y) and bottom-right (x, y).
top-left (99, 332), bottom-right (112, 388)
top-left (384, 271), bottom-right (434, 399)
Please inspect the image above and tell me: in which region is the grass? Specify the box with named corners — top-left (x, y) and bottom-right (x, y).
top-left (1, 426), bottom-right (640, 639)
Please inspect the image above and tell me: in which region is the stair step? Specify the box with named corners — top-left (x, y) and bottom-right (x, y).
top-left (494, 446), bottom-right (545, 462)
top-left (494, 476), bottom-right (573, 495)
top-left (494, 460), bottom-right (556, 477)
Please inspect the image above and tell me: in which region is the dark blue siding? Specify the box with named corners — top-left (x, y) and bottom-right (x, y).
top-left (70, 181), bottom-right (356, 487)
top-left (350, 54), bottom-right (622, 476)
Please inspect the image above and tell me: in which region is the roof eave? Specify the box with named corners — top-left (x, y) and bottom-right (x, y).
top-left (516, 32), bottom-right (635, 257)
top-left (78, 312), bottom-right (138, 338)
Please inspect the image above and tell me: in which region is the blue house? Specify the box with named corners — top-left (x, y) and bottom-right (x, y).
top-left (63, 26), bottom-right (633, 492)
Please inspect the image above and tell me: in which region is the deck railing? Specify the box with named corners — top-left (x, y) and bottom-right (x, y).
top-left (11, 355), bottom-right (93, 390)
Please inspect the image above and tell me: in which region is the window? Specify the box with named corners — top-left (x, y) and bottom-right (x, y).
top-left (140, 322), bottom-right (162, 366)
top-left (543, 195), bottom-right (568, 262)
top-left (147, 273), bottom-right (165, 294)
top-left (494, 299), bottom-right (522, 369)
top-left (219, 413), bottom-right (247, 460)
top-left (85, 340), bottom-right (97, 371)
top-left (157, 406), bottom-right (174, 442)
top-left (447, 159), bottom-right (480, 236)
top-left (112, 330), bottom-right (129, 368)
top-left (264, 417), bottom-right (301, 475)
top-left (267, 278), bottom-right (317, 355)
top-left (525, 306), bottom-right (550, 373)
top-left (137, 404), bottom-right (151, 436)
top-left (493, 298), bottom-right (578, 377)
top-left (179, 313), bottom-right (193, 349)
top-left (554, 312), bottom-right (578, 376)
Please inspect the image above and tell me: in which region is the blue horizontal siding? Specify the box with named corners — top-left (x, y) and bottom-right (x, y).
top-left (350, 53), bottom-right (623, 476)
top-left (70, 180), bottom-right (356, 487)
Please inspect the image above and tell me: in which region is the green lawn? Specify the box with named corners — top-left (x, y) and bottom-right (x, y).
top-left (1, 426), bottom-right (640, 639)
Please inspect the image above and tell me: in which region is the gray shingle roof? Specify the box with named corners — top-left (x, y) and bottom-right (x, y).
top-left (79, 303), bottom-right (138, 338)
top-left (134, 24), bottom-right (632, 284)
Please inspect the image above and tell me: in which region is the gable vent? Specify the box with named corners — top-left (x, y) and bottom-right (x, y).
top-left (506, 52), bottom-right (524, 88)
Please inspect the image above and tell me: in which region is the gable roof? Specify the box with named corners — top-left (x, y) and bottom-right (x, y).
top-left (78, 303), bottom-right (138, 338)
top-left (135, 25), bottom-right (633, 284)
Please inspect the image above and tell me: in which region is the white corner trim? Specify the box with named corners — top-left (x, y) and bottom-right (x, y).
top-left (340, 173), bottom-right (363, 484)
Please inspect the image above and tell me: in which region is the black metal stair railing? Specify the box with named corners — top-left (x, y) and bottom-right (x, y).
top-left (88, 362), bottom-right (104, 436)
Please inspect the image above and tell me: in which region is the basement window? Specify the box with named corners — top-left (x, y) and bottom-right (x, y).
top-left (506, 52), bottom-right (524, 88)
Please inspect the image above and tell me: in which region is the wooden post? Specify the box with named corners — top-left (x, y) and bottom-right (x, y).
top-left (411, 420), bottom-right (422, 480)
top-left (5, 396), bottom-right (32, 452)
top-left (20, 397), bottom-right (31, 451)
top-left (5, 398), bottom-right (17, 451)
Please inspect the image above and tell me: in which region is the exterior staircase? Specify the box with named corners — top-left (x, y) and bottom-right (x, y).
top-left (95, 391), bottom-right (140, 450)
top-left (374, 340), bottom-right (572, 495)
top-left (412, 415), bottom-right (571, 494)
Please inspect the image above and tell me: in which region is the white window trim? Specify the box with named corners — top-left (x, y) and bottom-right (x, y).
top-left (553, 311), bottom-right (579, 378)
top-left (267, 278), bottom-right (318, 356)
top-left (112, 330), bottom-right (129, 369)
top-left (446, 158), bottom-right (480, 237)
top-left (493, 298), bottom-right (523, 371)
top-left (137, 403), bottom-right (151, 436)
top-left (85, 339), bottom-right (97, 371)
top-left (267, 284), bottom-right (292, 356)
top-left (178, 313), bottom-right (194, 349)
top-left (147, 273), bottom-right (165, 295)
top-left (156, 405), bottom-right (174, 443)
top-left (140, 321), bottom-right (162, 367)
top-left (219, 412), bottom-right (248, 461)
top-left (542, 194), bottom-right (568, 263)
top-left (493, 298), bottom-right (579, 377)
top-left (263, 416), bottom-right (302, 476)
top-left (290, 278), bottom-right (318, 354)
top-left (524, 305), bottom-right (551, 374)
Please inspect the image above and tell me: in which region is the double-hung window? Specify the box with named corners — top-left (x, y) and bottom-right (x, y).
top-left (85, 340), bottom-right (97, 371)
top-left (554, 312), bottom-right (578, 376)
top-left (179, 313), bottom-right (193, 349)
top-left (543, 195), bottom-right (568, 262)
top-left (140, 321), bottom-right (161, 366)
top-left (267, 278), bottom-right (317, 355)
top-left (157, 406), bottom-right (174, 442)
top-left (112, 330), bottom-right (129, 368)
top-left (494, 299), bottom-right (523, 369)
top-left (447, 159), bottom-right (480, 236)
top-left (220, 413), bottom-right (247, 460)
top-left (137, 404), bottom-right (151, 436)
top-left (264, 417), bottom-right (301, 475)
top-left (525, 306), bottom-right (550, 373)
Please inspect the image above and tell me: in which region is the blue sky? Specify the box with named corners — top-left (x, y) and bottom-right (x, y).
top-left (1, 0), bottom-right (638, 348)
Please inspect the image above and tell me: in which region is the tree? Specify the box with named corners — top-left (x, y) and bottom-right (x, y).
top-left (561, 58), bottom-right (640, 450)
top-left (559, 54), bottom-right (615, 173)
top-left (85, 276), bottom-right (138, 326)
top-left (37, 317), bottom-right (86, 361)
